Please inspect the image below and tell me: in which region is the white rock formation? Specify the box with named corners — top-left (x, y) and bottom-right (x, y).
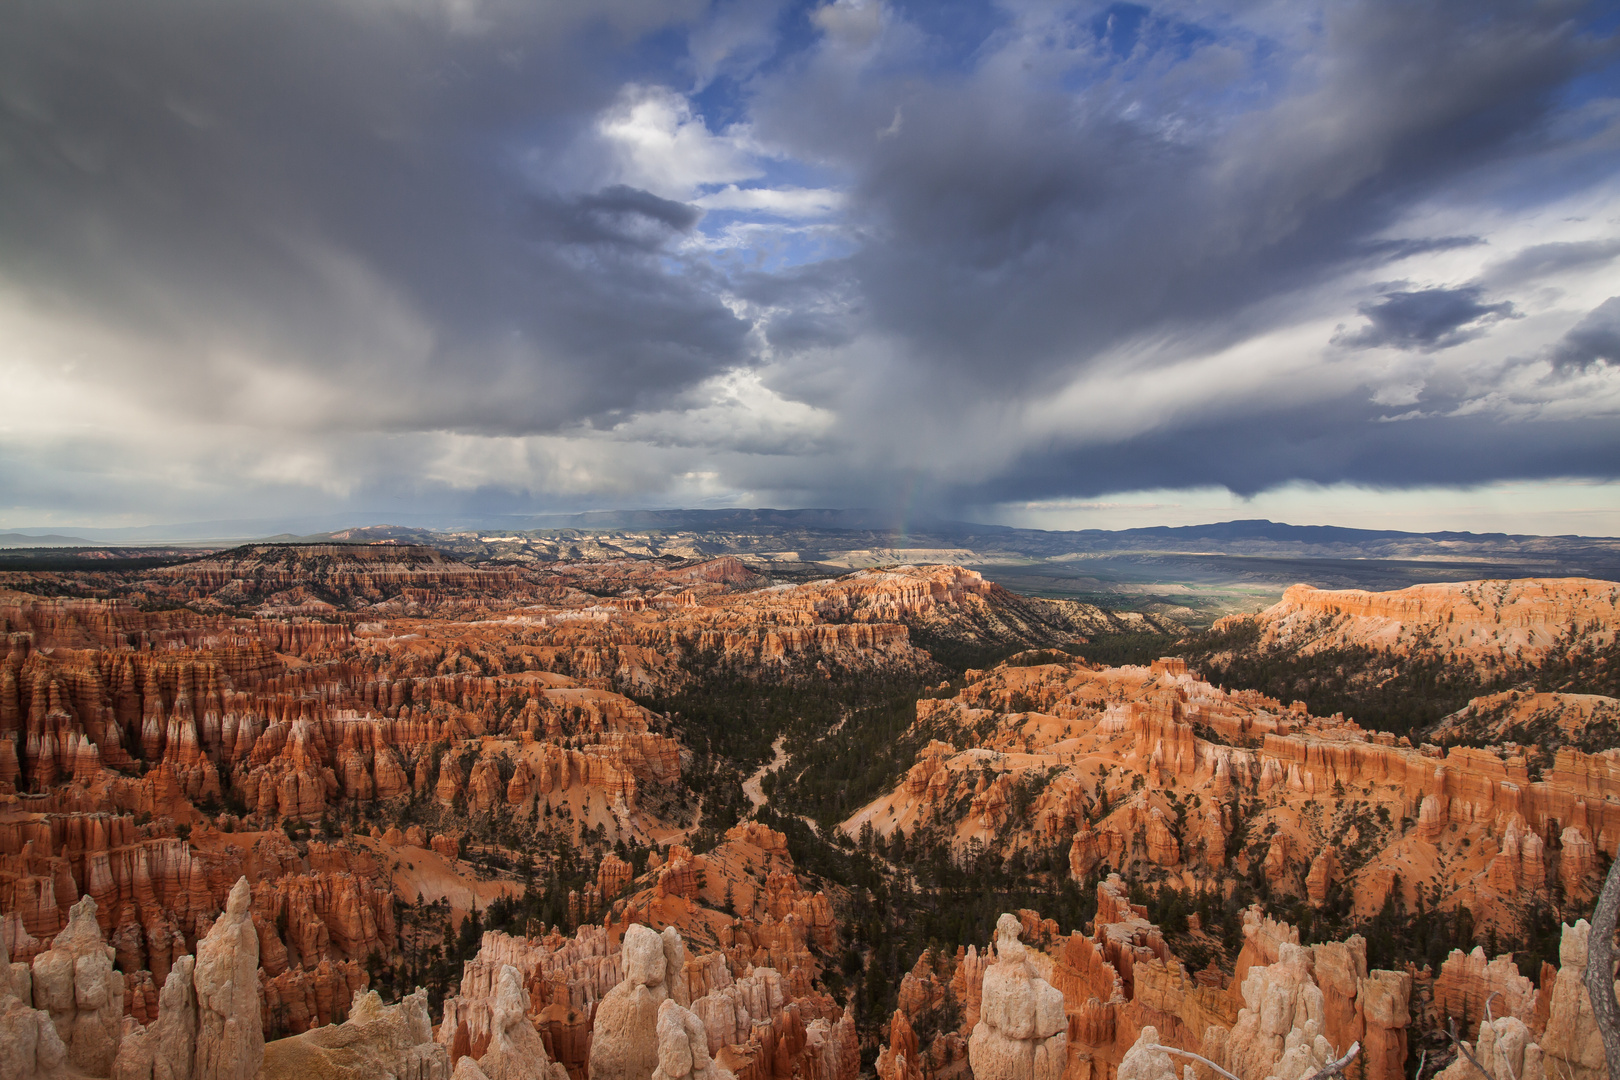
top-left (1539, 921), bottom-right (1615, 1080)
top-left (589, 924), bottom-right (688, 1080)
top-left (261, 987), bottom-right (451, 1080)
top-left (1118, 1026), bottom-right (1194, 1080)
top-left (113, 876), bottom-right (261, 1080)
top-left (652, 999), bottom-right (735, 1080)
top-left (28, 894), bottom-right (123, 1076)
top-left (1434, 1017), bottom-right (1545, 1080)
top-left (1224, 942), bottom-right (1337, 1080)
top-left (193, 878), bottom-right (262, 1080)
top-left (966, 913), bottom-right (1067, 1080)
top-left (688, 967), bottom-right (784, 1054)
top-left (0, 929), bottom-right (66, 1080)
top-left (451, 967), bottom-right (567, 1080)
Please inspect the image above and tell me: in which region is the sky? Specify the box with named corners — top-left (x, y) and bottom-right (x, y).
top-left (3, 0), bottom-right (1620, 537)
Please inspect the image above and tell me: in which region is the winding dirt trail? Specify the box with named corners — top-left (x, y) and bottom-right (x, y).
top-left (743, 735), bottom-right (789, 810)
top-left (741, 734), bottom-right (823, 837)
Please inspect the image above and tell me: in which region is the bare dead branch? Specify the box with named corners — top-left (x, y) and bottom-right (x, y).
top-left (1303, 1041), bottom-right (1362, 1080)
top-left (1587, 854), bottom-right (1620, 1080)
top-left (1144, 1044), bottom-right (1246, 1080)
top-left (1449, 1017), bottom-right (1495, 1080)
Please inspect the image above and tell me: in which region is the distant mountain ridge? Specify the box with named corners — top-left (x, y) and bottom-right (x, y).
top-left (0, 531), bottom-right (98, 547)
top-left (5, 509), bottom-right (1614, 548)
top-left (8, 513), bottom-right (1617, 622)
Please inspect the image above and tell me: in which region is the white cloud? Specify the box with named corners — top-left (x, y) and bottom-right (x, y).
top-left (693, 184), bottom-right (845, 217)
top-left (811, 0), bottom-right (882, 50)
top-left (594, 84), bottom-right (760, 200)
top-left (991, 479), bottom-right (1620, 536)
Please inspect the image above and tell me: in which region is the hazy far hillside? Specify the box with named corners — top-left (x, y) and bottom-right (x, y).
top-left (8, 513), bottom-right (1619, 625)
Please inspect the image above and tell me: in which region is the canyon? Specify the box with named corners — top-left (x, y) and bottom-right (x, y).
top-left (0, 546), bottom-right (1615, 1080)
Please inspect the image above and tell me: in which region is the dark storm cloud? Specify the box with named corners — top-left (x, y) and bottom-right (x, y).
top-left (946, 404), bottom-right (1620, 506)
top-left (1484, 240), bottom-right (1620, 287)
top-left (2, 0), bottom-right (1618, 525)
top-left (0, 0), bottom-right (742, 435)
top-left (1360, 237), bottom-right (1487, 262)
top-left (1334, 287), bottom-right (1517, 351)
top-left (1552, 297), bottom-right (1620, 372)
top-left (528, 186), bottom-right (704, 252)
top-left (754, 0), bottom-right (1603, 390)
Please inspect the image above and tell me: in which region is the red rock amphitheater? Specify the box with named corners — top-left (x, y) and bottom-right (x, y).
top-left (0, 552), bottom-right (1616, 1080)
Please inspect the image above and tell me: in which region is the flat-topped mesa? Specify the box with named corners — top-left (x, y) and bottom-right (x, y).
top-left (155, 544), bottom-right (528, 608)
top-left (1, 590), bottom-right (351, 657)
top-left (796, 565), bottom-right (997, 621)
top-left (1214, 578), bottom-right (1620, 671)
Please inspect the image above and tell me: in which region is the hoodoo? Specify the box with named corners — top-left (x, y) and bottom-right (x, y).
top-left (0, 555), bottom-right (1614, 1080)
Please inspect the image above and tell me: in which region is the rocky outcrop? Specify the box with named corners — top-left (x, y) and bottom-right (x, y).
top-left (1426, 917), bottom-right (1620, 1080)
top-left (114, 876), bottom-right (261, 1080)
top-left (1305, 849), bottom-right (1337, 906)
top-left (653, 999), bottom-right (735, 1080)
top-left (1221, 941), bottom-right (1334, 1080)
top-left (193, 877), bottom-right (262, 1080)
top-left (436, 926), bottom-right (619, 1075)
top-left (875, 1010), bottom-right (925, 1080)
top-left (1215, 579), bottom-right (1620, 674)
top-left (446, 967), bottom-right (567, 1080)
top-left (1117, 1026), bottom-right (1189, 1080)
top-left (847, 651), bottom-right (1620, 941)
top-left (1434, 948), bottom-right (1537, 1030)
top-left (967, 914), bottom-right (1066, 1080)
top-left (1538, 921), bottom-right (1614, 1080)
top-left (0, 929), bottom-right (67, 1080)
top-left (1212, 920), bottom-right (1411, 1080)
top-left (598, 855), bottom-right (632, 901)
top-left (1428, 692), bottom-right (1620, 755)
top-left (1434, 1016), bottom-right (1545, 1080)
top-left (261, 988), bottom-right (450, 1080)
top-left (28, 894), bottom-right (123, 1075)
top-left (587, 924), bottom-right (688, 1080)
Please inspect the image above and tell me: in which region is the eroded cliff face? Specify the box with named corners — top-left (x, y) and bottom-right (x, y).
top-left (35, 865), bottom-right (1617, 1080)
top-left (845, 655), bottom-right (1620, 934)
top-left (0, 830), bottom-right (854, 1080)
top-left (1215, 580), bottom-right (1620, 673)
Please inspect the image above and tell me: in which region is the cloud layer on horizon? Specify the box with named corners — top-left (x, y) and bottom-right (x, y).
top-left (2, 0), bottom-right (1618, 528)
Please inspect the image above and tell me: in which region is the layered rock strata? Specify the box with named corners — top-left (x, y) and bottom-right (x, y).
top-left (845, 655), bottom-right (1620, 932)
